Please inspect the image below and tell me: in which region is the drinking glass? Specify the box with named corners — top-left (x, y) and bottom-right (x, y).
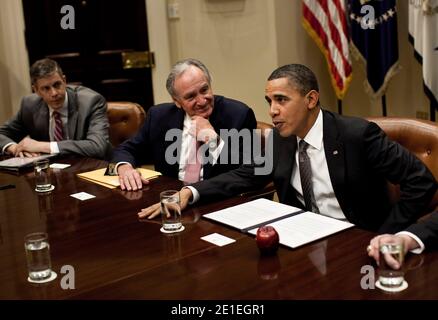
top-left (24, 232), bottom-right (53, 281)
top-left (34, 159), bottom-right (53, 193)
top-left (378, 237), bottom-right (406, 290)
top-left (160, 190), bottom-right (183, 232)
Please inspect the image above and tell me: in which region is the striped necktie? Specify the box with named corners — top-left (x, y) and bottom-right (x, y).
top-left (298, 140), bottom-right (320, 213)
top-left (53, 111), bottom-right (64, 142)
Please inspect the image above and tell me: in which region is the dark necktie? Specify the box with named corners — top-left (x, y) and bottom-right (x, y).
top-left (53, 111), bottom-right (64, 142)
top-left (298, 140), bottom-right (320, 213)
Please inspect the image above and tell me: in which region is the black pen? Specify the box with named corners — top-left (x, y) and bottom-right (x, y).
top-left (0, 184), bottom-right (15, 190)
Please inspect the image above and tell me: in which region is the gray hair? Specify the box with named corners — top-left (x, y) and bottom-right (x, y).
top-left (166, 58), bottom-right (212, 98)
top-left (30, 58), bottom-right (64, 85)
top-left (268, 64), bottom-right (319, 97)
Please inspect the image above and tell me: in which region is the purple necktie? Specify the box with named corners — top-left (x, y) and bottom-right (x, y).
top-left (53, 111), bottom-right (64, 141)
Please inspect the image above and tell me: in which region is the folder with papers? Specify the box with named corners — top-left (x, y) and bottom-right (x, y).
top-left (77, 167), bottom-right (161, 189)
top-left (203, 198), bottom-right (354, 249)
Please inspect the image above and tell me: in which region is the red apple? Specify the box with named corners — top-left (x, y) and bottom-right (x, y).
top-left (256, 225), bottom-right (280, 255)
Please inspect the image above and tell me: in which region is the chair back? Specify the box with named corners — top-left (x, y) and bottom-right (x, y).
top-left (107, 102), bottom-right (146, 147)
top-left (367, 117), bottom-right (438, 210)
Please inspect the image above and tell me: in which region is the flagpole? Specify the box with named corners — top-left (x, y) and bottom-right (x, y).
top-left (381, 95), bottom-right (387, 117)
top-left (338, 99), bottom-right (342, 115)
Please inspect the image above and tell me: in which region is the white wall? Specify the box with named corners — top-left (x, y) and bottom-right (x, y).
top-left (165, 0), bottom-right (279, 122)
top-left (145, 0), bottom-right (172, 104)
top-left (0, 0), bottom-right (31, 124)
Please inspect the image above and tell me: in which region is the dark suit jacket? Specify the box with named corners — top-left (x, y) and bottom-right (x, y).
top-left (193, 109), bottom-right (438, 233)
top-left (406, 212), bottom-right (438, 250)
top-left (0, 85), bottom-right (111, 159)
top-left (111, 95), bottom-right (257, 179)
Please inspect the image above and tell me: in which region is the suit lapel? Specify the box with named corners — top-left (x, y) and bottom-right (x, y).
top-left (166, 107), bottom-right (185, 178)
top-left (322, 110), bottom-right (351, 217)
top-left (34, 101), bottom-right (50, 140)
top-left (66, 87), bottom-right (78, 139)
top-left (275, 135), bottom-right (298, 205)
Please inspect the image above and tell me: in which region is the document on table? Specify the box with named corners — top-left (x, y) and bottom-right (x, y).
top-left (203, 198), bottom-right (302, 231)
top-left (247, 211), bottom-right (354, 249)
top-left (203, 198), bottom-right (354, 249)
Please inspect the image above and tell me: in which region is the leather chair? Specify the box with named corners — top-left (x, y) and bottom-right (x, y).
top-left (240, 121), bottom-right (276, 200)
top-left (367, 117), bottom-right (438, 213)
top-left (107, 102), bottom-right (146, 147)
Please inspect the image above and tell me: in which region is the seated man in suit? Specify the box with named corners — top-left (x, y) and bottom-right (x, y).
top-left (367, 212), bottom-right (438, 263)
top-left (0, 58), bottom-right (110, 159)
top-left (111, 58), bottom-right (257, 191)
top-left (139, 64), bottom-right (437, 234)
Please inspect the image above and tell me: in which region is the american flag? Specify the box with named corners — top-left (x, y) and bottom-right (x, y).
top-left (302, 0), bottom-right (353, 99)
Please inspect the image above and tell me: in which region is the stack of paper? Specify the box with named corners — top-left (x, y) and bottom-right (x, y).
top-left (77, 167), bottom-right (161, 189)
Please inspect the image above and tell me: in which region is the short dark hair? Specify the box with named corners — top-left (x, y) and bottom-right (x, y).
top-left (30, 58), bottom-right (64, 85)
top-left (268, 64), bottom-right (319, 96)
top-left (166, 58), bottom-right (212, 98)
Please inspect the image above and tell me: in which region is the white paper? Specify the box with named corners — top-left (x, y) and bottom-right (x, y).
top-left (70, 192), bottom-right (96, 201)
top-left (203, 198), bottom-right (301, 230)
top-left (0, 154), bottom-right (55, 168)
top-left (50, 163), bottom-right (71, 169)
top-left (247, 211), bottom-right (354, 249)
top-left (201, 233), bottom-right (236, 247)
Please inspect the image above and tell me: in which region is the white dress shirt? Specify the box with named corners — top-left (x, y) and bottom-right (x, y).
top-left (291, 109), bottom-right (346, 220)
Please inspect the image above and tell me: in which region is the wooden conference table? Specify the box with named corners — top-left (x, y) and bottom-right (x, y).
top-left (0, 157), bottom-right (437, 300)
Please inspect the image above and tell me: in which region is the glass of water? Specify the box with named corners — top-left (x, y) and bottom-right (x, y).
top-left (378, 238), bottom-right (406, 290)
top-left (34, 159), bottom-right (54, 193)
top-left (24, 232), bottom-right (53, 281)
top-left (160, 190), bottom-right (183, 233)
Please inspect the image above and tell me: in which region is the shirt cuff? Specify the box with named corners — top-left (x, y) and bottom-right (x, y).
top-left (208, 136), bottom-right (224, 165)
top-left (396, 231), bottom-right (425, 254)
top-left (184, 186), bottom-right (200, 204)
top-left (50, 142), bottom-right (60, 154)
top-left (115, 161), bottom-right (132, 174)
top-left (2, 142), bottom-right (16, 155)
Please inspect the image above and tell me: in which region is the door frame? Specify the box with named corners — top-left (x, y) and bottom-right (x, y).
top-left (0, 0), bottom-right (171, 122)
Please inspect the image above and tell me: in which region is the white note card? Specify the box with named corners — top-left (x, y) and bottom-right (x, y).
top-left (50, 163), bottom-right (71, 169)
top-left (70, 192), bottom-right (96, 201)
top-left (201, 233), bottom-right (236, 247)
